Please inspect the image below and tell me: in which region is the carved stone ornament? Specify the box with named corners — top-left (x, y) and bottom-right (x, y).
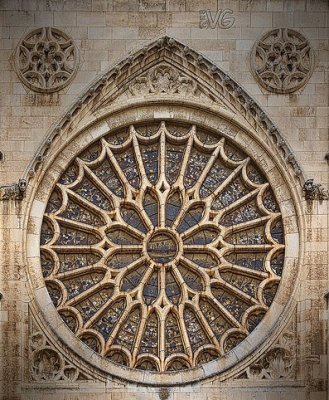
top-left (15, 27), bottom-right (79, 93)
top-left (240, 347), bottom-right (294, 380)
top-left (251, 28), bottom-right (314, 94)
top-left (236, 315), bottom-right (296, 380)
top-left (303, 179), bottom-right (329, 201)
top-left (0, 178), bottom-right (27, 201)
top-left (159, 387), bottom-right (170, 400)
top-left (29, 312), bottom-right (92, 382)
top-left (24, 37), bottom-right (305, 184)
top-left (129, 64), bottom-right (197, 96)
top-left (26, 36), bottom-right (302, 386)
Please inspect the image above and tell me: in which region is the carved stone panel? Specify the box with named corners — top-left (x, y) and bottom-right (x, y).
top-left (0, 178), bottom-right (27, 201)
top-left (235, 315), bottom-right (296, 380)
top-left (29, 312), bottom-right (93, 382)
top-left (251, 28), bottom-right (314, 94)
top-left (129, 64), bottom-right (197, 96)
top-left (14, 27), bottom-right (79, 93)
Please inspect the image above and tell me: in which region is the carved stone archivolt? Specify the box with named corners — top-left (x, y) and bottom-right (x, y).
top-left (251, 28), bottom-right (314, 94)
top-left (40, 121), bottom-right (285, 373)
top-left (29, 312), bottom-right (92, 382)
top-left (23, 37), bottom-right (305, 185)
top-left (15, 27), bottom-right (79, 93)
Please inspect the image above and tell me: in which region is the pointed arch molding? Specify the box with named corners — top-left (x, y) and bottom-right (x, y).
top-left (25, 36), bottom-right (303, 183)
top-left (25, 37), bottom-right (304, 386)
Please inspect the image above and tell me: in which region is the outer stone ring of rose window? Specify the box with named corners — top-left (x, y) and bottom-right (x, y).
top-left (38, 120), bottom-right (288, 375)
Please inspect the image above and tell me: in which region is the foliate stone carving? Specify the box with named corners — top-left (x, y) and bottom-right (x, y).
top-left (241, 347), bottom-right (294, 380)
top-left (32, 347), bottom-right (63, 381)
top-left (0, 178), bottom-right (27, 201)
top-left (251, 28), bottom-right (314, 94)
top-left (303, 179), bottom-right (329, 201)
top-left (129, 64), bottom-right (197, 96)
top-left (29, 313), bottom-right (91, 382)
top-left (236, 315), bottom-right (296, 380)
top-left (41, 121), bottom-right (286, 373)
top-left (15, 27), bottom-right (79, 93)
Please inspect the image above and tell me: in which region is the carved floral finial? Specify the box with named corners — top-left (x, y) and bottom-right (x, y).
top-left (0, 178), bottom-right (27, 201)
top-left (303, 179), bottom-right (329, 201)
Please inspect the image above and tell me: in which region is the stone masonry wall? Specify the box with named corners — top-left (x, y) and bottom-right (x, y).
top-left (0, 0), bottom-right (328, 399)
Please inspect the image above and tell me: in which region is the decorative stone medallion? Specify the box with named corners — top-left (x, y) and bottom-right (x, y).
top-left (15, 27), bottom-right (79, 93)
top-left (251, 28), bottom-right (314, 94)
top-left (40, 121), bottom-right (285, 373)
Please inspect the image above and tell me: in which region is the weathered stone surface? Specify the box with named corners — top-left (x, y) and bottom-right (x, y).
top-left (0, 0), bottom-right (328, 399)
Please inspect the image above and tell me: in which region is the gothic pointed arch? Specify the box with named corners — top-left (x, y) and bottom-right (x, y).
top-left (24, 36), bottom-right (304, 386)
top-left (25, 36), bottom-right (303, 183)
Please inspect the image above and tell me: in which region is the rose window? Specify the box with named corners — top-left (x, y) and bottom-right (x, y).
top-left (40, 122), bottom-right (285, 372)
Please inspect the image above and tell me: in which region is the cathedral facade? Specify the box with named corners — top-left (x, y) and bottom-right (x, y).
top-left (0, 1), bottom-right (328, 399)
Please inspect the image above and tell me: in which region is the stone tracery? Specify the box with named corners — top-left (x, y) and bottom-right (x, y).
top-left (251, 28), bottom-right (313, 94)
top-left (40, 121), bottom-right (285, 373)
top-left (15, 27), bottom-right (78, 93)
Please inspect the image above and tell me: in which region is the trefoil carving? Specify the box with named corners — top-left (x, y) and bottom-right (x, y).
top-left (236, 314), bottom-right (296, 380)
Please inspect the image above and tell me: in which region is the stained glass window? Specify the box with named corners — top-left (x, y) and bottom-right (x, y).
top-left (40, 122), bottom-right (285, 372)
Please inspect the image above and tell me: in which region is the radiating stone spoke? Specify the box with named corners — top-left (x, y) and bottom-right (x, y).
top-left (218, 277), bottom-right (260, 305)
top-left (54, 263), bottom-right (107, 281)
top-left (218, 263), bottom-right (268, 280)
top-left (106, 224), bottom-right (144, 245)
top-left (193, 140), bottom-right (223, 194)
top-left (176, 128), bottom-right (195, 188)
top-left (227, 244), bottom-right (275, 252)
top-left (82, 165), bottom-right (124, 208)
top-left (65, 186), bottom-right (113, 218)
top-left (41, 121), bottom-right (285, 372)
top-left (105, 302), bottom-right (137, 348)
top-left (60, 272), bottom-right (105, 304)
top-left (105, 146), bottom-right (133, 198)
top-left (53, 216), bottom-right (103, 235)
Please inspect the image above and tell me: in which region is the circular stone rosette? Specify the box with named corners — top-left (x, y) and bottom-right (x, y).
top-left (15, 27), bottom-right (79, 93)
top-left (251, 28), bottom-right (314, 94)
top-left (39, 121), bottom-right (286, 374)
